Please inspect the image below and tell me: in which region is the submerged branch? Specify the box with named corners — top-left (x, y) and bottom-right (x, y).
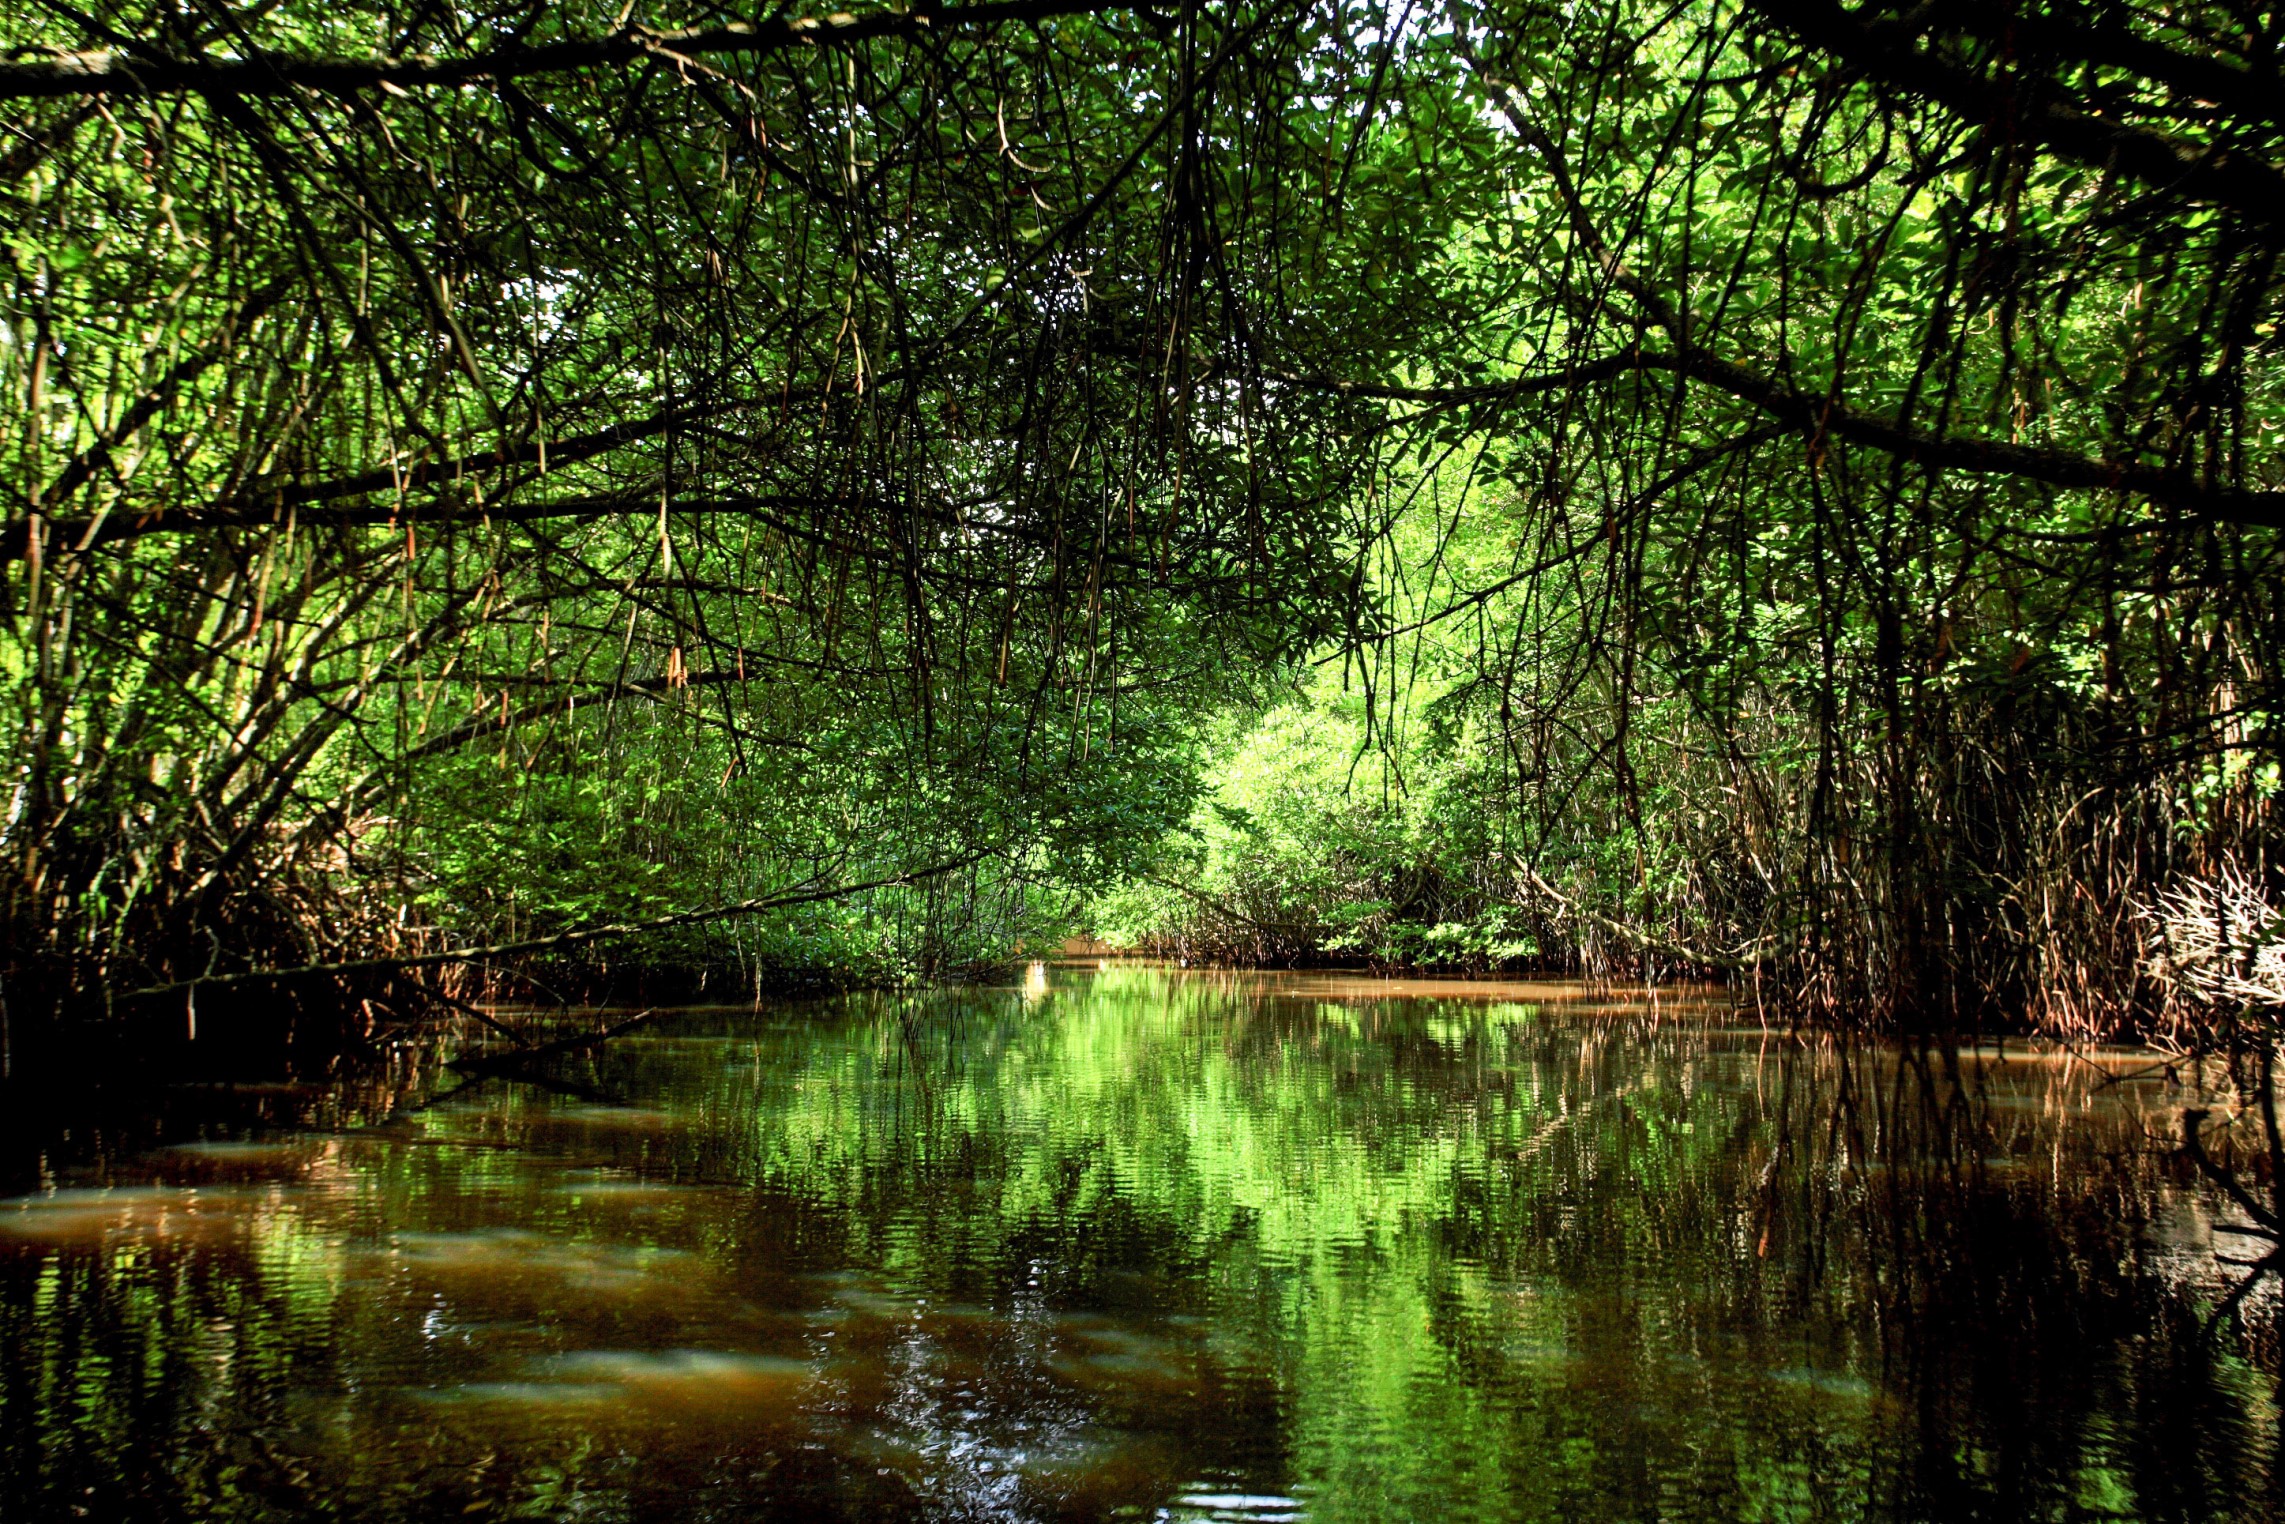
top-left (447, 1007), bottom-right (660, 1072)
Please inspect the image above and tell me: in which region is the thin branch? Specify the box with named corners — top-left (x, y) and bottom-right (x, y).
top-left (0, 0), bottom-right (1133, 102)
top-left (124, 860), bottom-right (974, 997)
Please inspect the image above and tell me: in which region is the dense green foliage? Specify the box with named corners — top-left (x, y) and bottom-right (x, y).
top-left (2, 0), bottom-right (2280, 1042)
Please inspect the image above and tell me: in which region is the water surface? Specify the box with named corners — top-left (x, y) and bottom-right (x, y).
top-left (0, 968), bottom-right (2274, 1521)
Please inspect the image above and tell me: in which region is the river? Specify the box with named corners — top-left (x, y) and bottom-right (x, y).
top-left (0, 966), bottom-right (2274, 1520)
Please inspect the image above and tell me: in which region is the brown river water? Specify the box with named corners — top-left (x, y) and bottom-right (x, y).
top-left (0, 966), bottom-right (2277, 1521)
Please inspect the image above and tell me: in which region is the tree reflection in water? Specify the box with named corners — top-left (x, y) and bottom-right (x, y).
top-left (0, 968), bottom-right (2273, 1521)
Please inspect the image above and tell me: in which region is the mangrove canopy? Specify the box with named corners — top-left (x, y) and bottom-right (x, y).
top-left (2, 0), bottom-right (2280, 1055)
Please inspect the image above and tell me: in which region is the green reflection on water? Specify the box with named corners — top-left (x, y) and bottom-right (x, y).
top-left (0, 968), bottom-right (2273, 1522)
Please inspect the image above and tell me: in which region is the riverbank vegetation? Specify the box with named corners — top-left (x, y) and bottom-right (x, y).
top-left (2, 0), bottom-right (2279, 1064)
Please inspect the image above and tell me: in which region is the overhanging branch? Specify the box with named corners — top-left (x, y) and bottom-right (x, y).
top-left (0, 0), bottom-right (1132, 102)
top-left (1279, 348), bottom-right (2285, 527)
top-left (1739, 0), bottom-right (2285, 225)
top-left (125, 859), bottom-right (973, 998)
